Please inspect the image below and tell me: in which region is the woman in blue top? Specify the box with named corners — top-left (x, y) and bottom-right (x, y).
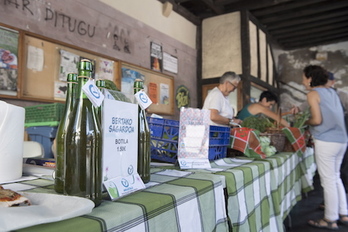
top-left (305, 65), bottom-right (348, 230)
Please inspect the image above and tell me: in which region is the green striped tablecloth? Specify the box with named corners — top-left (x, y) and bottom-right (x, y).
top-left (1, 170), bottom-right (229, 232)
top-left (192, 147), bottom-right (315, 232)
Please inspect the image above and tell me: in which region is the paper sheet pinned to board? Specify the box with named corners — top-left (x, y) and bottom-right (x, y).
top-left (27, 45), bottom-right (44, 71)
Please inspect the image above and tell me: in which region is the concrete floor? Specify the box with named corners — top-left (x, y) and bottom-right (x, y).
top-left (285, 173), bottom-right (348, 232)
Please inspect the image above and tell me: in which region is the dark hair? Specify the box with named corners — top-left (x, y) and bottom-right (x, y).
top-left (259, 91), bottom-right (278, 103)
top-left (303, 65), bottom-right (328, 87)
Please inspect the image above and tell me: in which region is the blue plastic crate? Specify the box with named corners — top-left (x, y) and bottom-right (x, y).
top-left (148, 117), bottom-right (230, 163)
top-left (147, 117), bottom-right (179, 163)
top-left (150, 138), bottom-right (178, 163)
top-left (208, 146), bottom-right (228, 160)
top-left (208, 126), bottom-right (230, 160)
top-left (26, 126), bottom-right (58, 158)
top-left (209, 126), bottom-right (230, 146)
top-left (147, 117), bottom-right (179, 140)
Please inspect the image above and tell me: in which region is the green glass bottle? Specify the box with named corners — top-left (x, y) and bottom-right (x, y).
top-left (65, 59), bottom-right (102, 206)
top-left (133, 79), bottom-right (151, 183)
top-left (55, 73), bottom-right (77, 194)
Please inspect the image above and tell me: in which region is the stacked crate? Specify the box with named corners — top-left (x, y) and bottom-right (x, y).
top-left (147, 117), bottom-right (179, 163)
top-left (147, 117), bottom-right (230, 163)
top-left (24, 103), bottom-right (64, 158)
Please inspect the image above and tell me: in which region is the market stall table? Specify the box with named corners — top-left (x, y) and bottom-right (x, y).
top-left (190, 147), bottom-right (315, 232)
top-left (0, 149), bottom-right (315, 232)
top-left (0, 170), bottom-right (228, 232)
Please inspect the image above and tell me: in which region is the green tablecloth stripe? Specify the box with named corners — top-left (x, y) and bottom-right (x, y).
top-left (168, 177), bottom-right (215, 196)
top-left (168, 177), bottom-right (218, 231)
top-left (81, 215), bottom-right (107, 231)
top-left (118, 191), bottom-right (176, 220)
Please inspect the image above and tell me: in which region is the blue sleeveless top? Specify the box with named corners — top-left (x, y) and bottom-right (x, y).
top-left (237, 104), bottom-right (254, 120)
top-left (309, 87), bottom-right (347, 143)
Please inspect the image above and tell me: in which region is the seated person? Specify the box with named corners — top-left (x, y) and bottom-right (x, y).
top-left (237, 91), bottom-right (289, 127)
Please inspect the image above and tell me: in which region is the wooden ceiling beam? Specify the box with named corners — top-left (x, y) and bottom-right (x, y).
top-left (270, 15), bottom-right (348, 36)
top-left (175, 0), bottom-right (191, 3)
top-left (281, 33), bottom-right (348, 50)
top-left (265, 10), bottom-right (348, 30)
top-left (223, 0), bottom-right (292, 11)
top-left (157, 0), bottom-right (201, 25)
top-left (199, 0), bottom-right (225, 14)
top-left (278, 26), bottom-right (348, 42)
top-left (259, 1), bottom-right (348, 23)
top-left (251, 0), bottom-right (327, 17)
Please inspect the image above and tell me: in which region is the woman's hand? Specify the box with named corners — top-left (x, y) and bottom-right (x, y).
top-left (231, 118), bottom-right (242, 124)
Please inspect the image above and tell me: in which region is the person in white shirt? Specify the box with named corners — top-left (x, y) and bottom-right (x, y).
top-left (203, 71), bottom-right (242, 126)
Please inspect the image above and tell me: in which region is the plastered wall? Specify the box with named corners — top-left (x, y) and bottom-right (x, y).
top-left (276, 41), bottom-right (348, 111)
top-left (202, 12), bottom-right (242, 78)
top-left (0, 0), bottom-right (197, 119)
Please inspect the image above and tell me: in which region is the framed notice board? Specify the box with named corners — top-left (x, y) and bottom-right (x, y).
top-left (21, 35), bottom-right (120, 101)
top-left (121, 62), bottom-right (174, 115)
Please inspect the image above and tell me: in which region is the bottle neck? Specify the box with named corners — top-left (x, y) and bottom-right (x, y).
top-left (77, 76), bottom-right (90, 99)
top-left (134, 87), bottom-right (142, 94)
top-left (66, 81), bottom-right (77, 106)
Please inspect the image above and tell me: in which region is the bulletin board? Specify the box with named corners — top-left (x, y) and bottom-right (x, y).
top-left (21, 35), bottom-right (120, 101)
top-left (121, 62), bottom-right (174, 115)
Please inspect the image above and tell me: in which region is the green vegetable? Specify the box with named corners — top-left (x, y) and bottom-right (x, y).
top-left (107, 89), bottom-right (131, 103)
top-left (241, 116), bottom-right (275, 133)
top-left (293, 107), bottom-right (310, 128)
top-left (262, 145), bottom-right (277, 157)
top-left (104, 79), bottom-right (120, 91)
top-left (259, 136), bottom-right (276, 157)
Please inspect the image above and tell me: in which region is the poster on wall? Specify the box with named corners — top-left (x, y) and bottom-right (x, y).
top-left (121, 67), bottom-right (145, 102)
top-left (160, 83), bottom-right (169, 105)
top-left (175, 85), bottom-right (190, 109)
top-left (148, 82), bottom-right (158, 104)
top-left (163, 52), bottom-right (178, 74)
top-left (0, 26), bottom-right (19, 96)
top-left (59, 50), bottom-right (79, 81)
top-left (150, 42), bottom-right (163, 72)
top-left (97, 58), bottom-right (114, 81)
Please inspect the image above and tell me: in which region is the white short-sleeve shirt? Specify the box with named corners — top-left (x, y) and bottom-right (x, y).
top-left (203, 87), bottom-right (233, 126)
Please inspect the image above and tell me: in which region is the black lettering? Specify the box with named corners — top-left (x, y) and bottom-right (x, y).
top-left (4, 0), bottom-right (20, 8)
top-left (68, 18), bottom-right (77, 32)
top-left (77, 21), bottom-right (86, 35)
top-left (61, 14), bottom-right (70, 29)
top-left (22, 0), bottom-right (33, 15)
top-left (44, 7), bottom-right (54, 21)
top-left (43, 8), bottom-right (95, 38)
top-left (87, 24), bottom-right (96, 38)
top-left (54, 10), bottom-right (58, 27)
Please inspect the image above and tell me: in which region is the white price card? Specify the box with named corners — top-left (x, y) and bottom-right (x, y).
top-left (104, 173), bottom-right (145, 200)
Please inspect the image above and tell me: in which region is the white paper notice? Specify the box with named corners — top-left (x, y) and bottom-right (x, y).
top-left (59, 50), bottom-right (79, 81)
top-left (102, 99), bottom-right (138, 181)
top-left (163, 52), bottom-right (178, 74)
top-left (27, 45), bottom-right (44, 71)
top-left (186, 125), bottom-right (205, 137)
top-left (160, 83), bottom-right (169, 105)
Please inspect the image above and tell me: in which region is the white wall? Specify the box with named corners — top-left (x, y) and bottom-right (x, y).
top-left (100, 0), bottom-right (197, 49)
